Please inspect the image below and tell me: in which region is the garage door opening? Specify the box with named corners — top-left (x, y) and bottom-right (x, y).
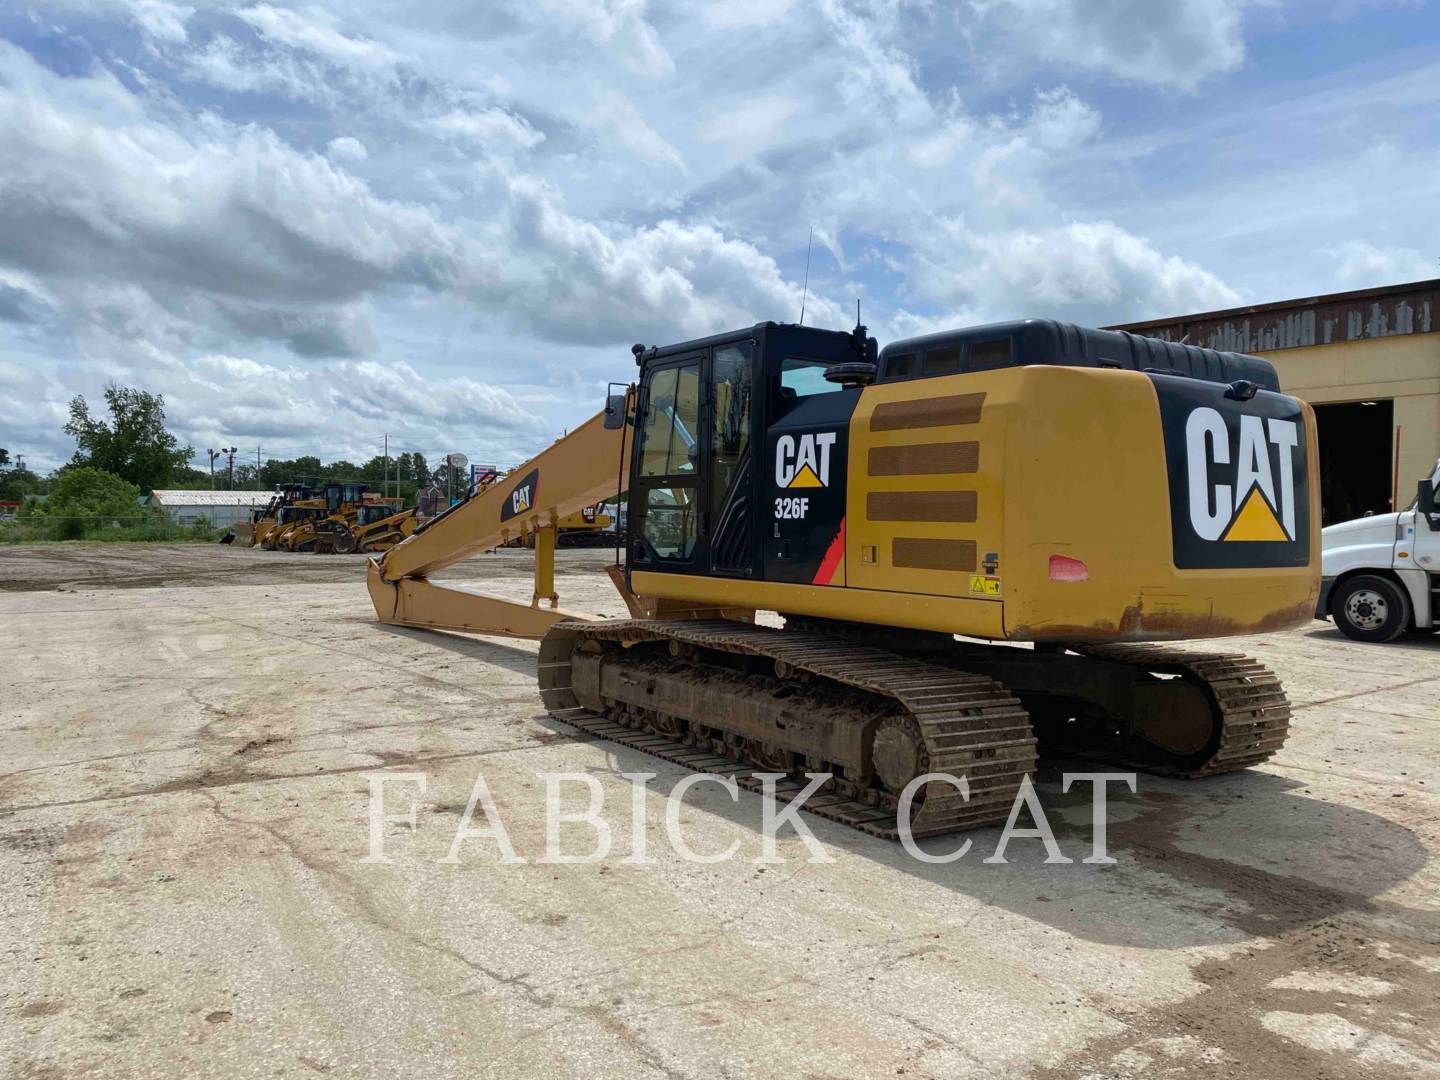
top-left (1314, 400), bottom-right (1394, 525)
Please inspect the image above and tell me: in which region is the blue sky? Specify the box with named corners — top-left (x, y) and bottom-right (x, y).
top-left (1, 0), bottom-right (1437, 472)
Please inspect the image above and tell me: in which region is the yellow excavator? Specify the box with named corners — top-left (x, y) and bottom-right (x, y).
top-left (367, 319), bottom-right (1319, 839)
top-left (513, 504), bottom-right (614, 549)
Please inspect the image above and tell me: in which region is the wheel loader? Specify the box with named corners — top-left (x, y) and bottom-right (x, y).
top-left (367, 318), bottom-right (1319, 839)
top-left (262, 497), bottom-right (327, 550)
top-left (308, 482), bottom-right (373, 553)
top-left (250, 484), bottom-right (315, 548)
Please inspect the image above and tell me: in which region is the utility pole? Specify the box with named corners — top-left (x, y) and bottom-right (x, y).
top-left (383, 433), bottom-right (389, 501)
top-left (14, 454), bottom-right (24, 502)
top-left (224, 446), bottom-right (238, 491)
top-left (255, 445), bottom-right (262, 490)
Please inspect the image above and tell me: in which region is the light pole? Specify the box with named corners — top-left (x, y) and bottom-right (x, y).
top-left (225, 447), bottom-right (238, 491)
top-left (208, 449), bottom-right (220, 490)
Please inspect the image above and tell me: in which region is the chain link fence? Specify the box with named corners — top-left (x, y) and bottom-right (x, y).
top-left (0, 516), bottom-right (222, 543)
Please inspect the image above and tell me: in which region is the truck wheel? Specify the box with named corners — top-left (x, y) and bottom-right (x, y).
top-left (1330, 576), bottom-right (1411, 643)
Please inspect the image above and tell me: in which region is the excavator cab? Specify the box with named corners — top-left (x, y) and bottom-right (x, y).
top-left (626, 323), bottom-right (871, 585)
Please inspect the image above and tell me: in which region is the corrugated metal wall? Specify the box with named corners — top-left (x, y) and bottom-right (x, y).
top-left (1109, 281), bottom-right (1439, 354)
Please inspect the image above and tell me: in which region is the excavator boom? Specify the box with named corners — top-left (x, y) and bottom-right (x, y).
top-left (368, 400), bottom-right (632, 638)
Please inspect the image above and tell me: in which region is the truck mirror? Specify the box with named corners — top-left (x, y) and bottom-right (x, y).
top-left (603, 392), bottom-right (627, 430)
top-left (1418, 478), bottom-right (1439, 524)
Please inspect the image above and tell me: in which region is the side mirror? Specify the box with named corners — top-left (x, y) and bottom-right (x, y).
top-left (824, 362), bottom-right (877, 388)
top-left (1418, 479), bottom-right (1439, 526)
top-left (603, 392), bottom-right (627, 430)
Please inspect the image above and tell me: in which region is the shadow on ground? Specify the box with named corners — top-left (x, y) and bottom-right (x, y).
top-left (532, 715), bottom-right (1433, 952)
top-left (370, 623), bottom-right (541, 678)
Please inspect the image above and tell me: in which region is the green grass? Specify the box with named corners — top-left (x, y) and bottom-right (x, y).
top-left (0, 518), bottom-right (222, 544)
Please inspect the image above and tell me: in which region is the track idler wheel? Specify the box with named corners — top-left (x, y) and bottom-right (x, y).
top-left (871, 717), bottom-right (928, 795)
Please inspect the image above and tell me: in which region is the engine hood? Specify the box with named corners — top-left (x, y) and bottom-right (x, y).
top-left (1321, 511), bottom-right (1403, 579)
top-left (1322, 512), bottom-right (1400, 546)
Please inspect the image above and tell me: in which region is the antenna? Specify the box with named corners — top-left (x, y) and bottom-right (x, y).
top-left (855, 298), bottom-right (861, 330)
top-left (798, 226), bottom-right (814, 326)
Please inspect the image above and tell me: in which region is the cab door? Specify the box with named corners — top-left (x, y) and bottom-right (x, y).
top-left (628, 356), bottom-right (705, 574)
top-left (707, 341), bottom-right (758, 577)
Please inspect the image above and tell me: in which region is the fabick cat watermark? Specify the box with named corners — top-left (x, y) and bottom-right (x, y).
top-left (359, 770), bottom-right (1137, 867)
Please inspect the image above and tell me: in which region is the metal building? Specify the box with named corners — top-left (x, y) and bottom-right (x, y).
top-left (1109, 279), bottom-right (1440, 525)
top-left (147, 490), bottom-right (268, 529)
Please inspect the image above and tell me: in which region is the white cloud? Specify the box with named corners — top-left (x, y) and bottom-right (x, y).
top-left (18, 0), bottom-right (1411, 476)
top-left (34, 0), bottom-right (194, 44)
top-left (424, 108), bottom-right (545, 151)
top-left (911, 221), bottom-right (1243, 323)
top-left (182, 34), bottom-right (333, 102)
top-left (972, 0), bottom-right (1266, 89)
top-left (235, 4), bottom-right (405, 71)
top-left (701, 94), bottom-right (799, 159)
top-left (129, 0), bottom-right (194, 43)
top-left (587, 93), bottom-right (686, 171)
top-left (0, 44), bottom-right (462, 312)
top-left (535, 0), bottom-right (675, 77)
top-left (326, 135), bottom-right (368, 162)
top-left (1325, 241), bottom-right (1435, 290)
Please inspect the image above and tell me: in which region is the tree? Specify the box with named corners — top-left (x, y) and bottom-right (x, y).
top-left (64, 386), bottom-right (194, 493)
top-left (0, 448), bottom-right (8, 468)
top-left (30, 467), bottom-right (140, 522)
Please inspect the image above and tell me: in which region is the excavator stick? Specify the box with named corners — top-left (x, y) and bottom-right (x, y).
top-left (367, 393), bottom-right (636, 638)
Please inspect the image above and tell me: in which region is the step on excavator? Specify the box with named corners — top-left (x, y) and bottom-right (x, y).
top-left (367, 319), bottom-right (1320, 839)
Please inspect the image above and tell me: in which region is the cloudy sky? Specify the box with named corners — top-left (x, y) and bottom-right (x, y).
top-left (2, 0), bottom-right (1438, 472)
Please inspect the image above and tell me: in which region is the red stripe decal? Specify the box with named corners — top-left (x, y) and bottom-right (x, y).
top-left (812, 517), bottom-right (846, 586)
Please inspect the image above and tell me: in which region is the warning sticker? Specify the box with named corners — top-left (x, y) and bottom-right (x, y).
top-left (969, 575), bottom-right (1002, 597)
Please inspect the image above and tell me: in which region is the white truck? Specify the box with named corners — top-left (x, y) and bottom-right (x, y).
top-left (1318, 459), bottom-right (1440, 642)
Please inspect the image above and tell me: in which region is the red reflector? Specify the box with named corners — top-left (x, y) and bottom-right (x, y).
top-left (1049, 555), bottom-right (1088, 582)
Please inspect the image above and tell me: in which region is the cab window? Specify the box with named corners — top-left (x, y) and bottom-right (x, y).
top-left (639, 364), bottom-right (701, 477)
top-left (779, 357), bottom-right (840, 398)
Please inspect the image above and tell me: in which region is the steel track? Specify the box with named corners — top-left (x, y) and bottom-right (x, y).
top-left (540, 620), bottom-right (1037, 839)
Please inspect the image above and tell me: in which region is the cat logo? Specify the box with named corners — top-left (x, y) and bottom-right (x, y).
top-left (499, 467), bottom-right (540, 523)
top-left (775, 432), bottom-right (836, 489)
top-left (1186, 408), bottom-right (1300, 543)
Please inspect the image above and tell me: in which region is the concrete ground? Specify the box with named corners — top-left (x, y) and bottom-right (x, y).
top-left (2, 544), bottom-right (1439, 1078)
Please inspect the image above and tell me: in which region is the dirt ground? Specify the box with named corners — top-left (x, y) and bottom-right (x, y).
top-left (0, 541), bottom-right (617, 592)
top-left (3, 543), bottom-right (1439, 1078)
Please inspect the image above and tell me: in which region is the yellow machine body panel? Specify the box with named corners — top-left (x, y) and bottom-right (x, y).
top-left (994, 367), bottom-right (1319, 640)
top-left (634, 364), bottom-right (1318, 643)
top-left (370, 325), bottom-right (1317, 648)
